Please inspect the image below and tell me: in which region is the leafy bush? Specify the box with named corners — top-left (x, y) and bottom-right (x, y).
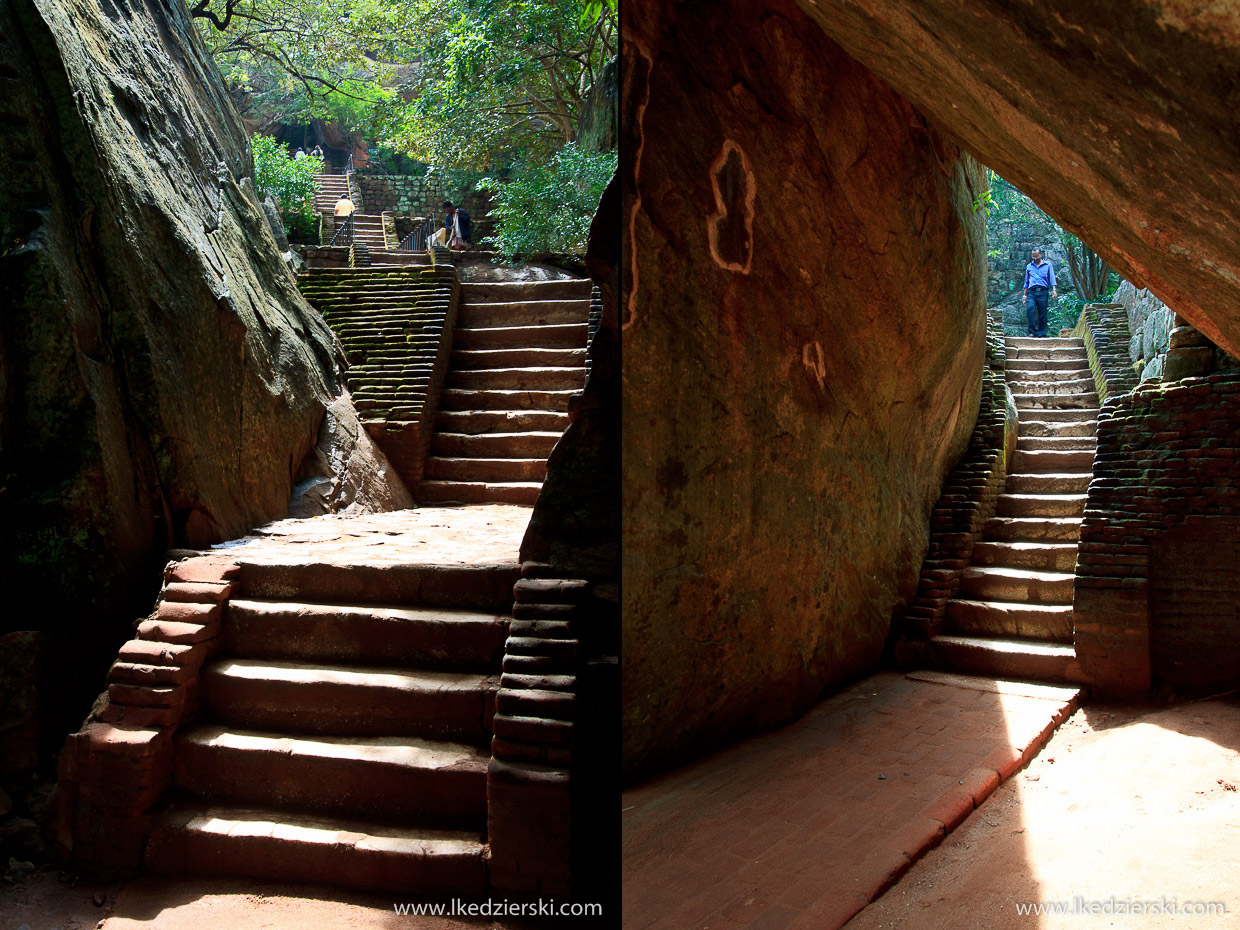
top-left (479, 144), bottom-right (616, 258)
top-left (251, 132), bottom-right (321, 243)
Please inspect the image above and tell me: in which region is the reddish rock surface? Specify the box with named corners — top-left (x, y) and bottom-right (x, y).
top-left (796, 0), bottom-right (1240, 358)
top-left (623, 0), bottom-right (987, 778)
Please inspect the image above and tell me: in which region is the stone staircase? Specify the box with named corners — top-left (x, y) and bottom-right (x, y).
top-left (142, 558), bottom-right (518, 893)
top-left (931, 336), bottom-right (1097, 682)
top-left (312, 172), bottom-right (390, 251)
top-left (419, 280), bottom-right (593, 505)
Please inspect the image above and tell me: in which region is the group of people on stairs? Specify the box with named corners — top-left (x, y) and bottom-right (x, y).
top-left (329, 192), bottom-right (472, 251)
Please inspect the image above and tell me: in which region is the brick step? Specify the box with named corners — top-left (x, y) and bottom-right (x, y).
top-left (931, 634), bottom-right (1079, 682)
top-left (202, 659), bottom-right (496, 743)
top-left (958, 566), bottom-right (1075, 605)
top-left (1006, 358), bottom-right (1094, 372)
top-left (459, 281), bottom-right (593, 301)
top-left (1004, 472), bottom-right (1092, 494)
top-left (446, 367), bottom-right (585, 391)
top-left (450, 347), bottom-right (586, 369)
top-left (232, 562), bottom-right (519, 612)
top-left (1019, 419), bottom-right (1098, 438)
top-left (971, 541), bottom-right (1078, 572)
top-left (1007, 377), bottom-right (1097, 395)
top-left (1016, 408), bottom-right (1100, 423)
top-left (983, 516), bottom-right (1083, 542)
top-left (435, 409), bottom-right (569, 435)
top-left (457, 300), bottom-right (589, 329)
top-left (1016, 435), bottom-right (1095, 452)
top-left (945, 599), bottom-right (1074, 641)
top-left (430, 431), bottom-right (563, 459)
top-left (1011, 448), bottom-right (1095, 471)
top-left (995, 492), bottom-right (1087, 517)
top-left (423, 456), bottom-right (548, 483)
top-left (453, 323), bottom-right (588, 350)
top-left (416, 480), bottom-right (542, 506)
top-left (1013, 392), bottom-right (1099, 409)
top-left (222, 598), bottom-right (507, 669)
top-left (437, 388), bottom-right (577, 412)
top-left (145, 804), bottom-right (486, 895)
top-left (174, 726), bottom-right (487, 827)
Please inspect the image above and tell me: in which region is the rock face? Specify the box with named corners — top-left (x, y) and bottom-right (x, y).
top-left (795, 0), bottom-right (1240, 359)
top-left (0, 0), bottom-right (403, 747)
top-left (623, 0), bottom-right (987, 778)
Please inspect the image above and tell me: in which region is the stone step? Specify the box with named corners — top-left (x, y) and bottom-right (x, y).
top-left (1013, 392), bottom-right (1100, 410)
top-left (1005, 472), bottom-right (1092, 494)
top-left (222, 598), bottom-right (508, 670)
top-left (1019, 419), bottom-right (1098, 438)
top-left (434, 409), bottom-right (570, 435)
top-left (1006, 347), bottom-right (1088, 361)
top-left (450, 347), bottom-right (586, 369)
top-left (971, 541), bottom-right (1078, 572)
top-left (931, 634), bottom-right (1079, 682)
top-left (1006, 358), bottom-right (1093, 372)
top-left (1007, 377), bottom-right (1097, 395)
top-left (1005, 367), bottom-right (1093, 383)
top-left (958, 566), bottom-right (1075, 605)
top-left (1016, 408), bottom-right (1100, 423)
top-left (202, 659), bottom-right (496, 743)
top-left (457, 300), bottom-right (589, 329)
top-left (459, 281), bottom-right (593, 301)
top-left (1006, 337), bottom-right (1084, 349)
top-left (453, 323), bottom-right (588, 350)
top-left (447, 366), bottom-right (585, 392)
top-left (232, 562), bottom-right (519, 613)
top-left (416, 480), bottom-right (542, 506)
top-left (437, 388), bottom-right (577, 412)
top-left (145, 804), bottom-right (486, 895)
top-left (174, 726), bottom-right (487, 827)
top-left (983, 516), bottom-right (1083, 542)
top-left (995, 492), bottom-right (1087, 517)
top-left (1015, 435), bottom-right (1096, 452)
top-left (430, 431), bottom-right (563, 459)
top-left (1011, 448), bottom-right (1095, 472)
top-left (423, 456), bottom-right (548, 483)
top-left (945, 598), bottom-right (1074, 641)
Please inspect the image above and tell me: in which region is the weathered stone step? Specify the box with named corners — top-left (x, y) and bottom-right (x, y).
top-left (971, 541), bottom-right (1078, 572)
top-left (946, 598), bottom-right (1074, 641)
top-left (1016, 407), bottom-right (1100, 423)
top-left (1006, 358), bottom-right (1093, 372)
top-left (1019, 419), bottom-right (1098, 438)
top-left (958, 566), bottom-right (1075, 604)
top-left (430, 431), bottom-right (562, 459)
top-left (437, 388), bottom-right (577, 412)
top-left (174, 726), bottom-right (487, 827)
top-left (983, 516), bottom-right (1083, 542)
top-left (202, 659), bottom-right (496, 743)
top-left (1006, 347), bottom-right (1089, 361)
top-left (232, 562), bottom-right (519, 612)
top-left (447, 366), bottom-right (585, 391)
top-left (1013, 392), bottom-right (1099, 410)
top-left (995, 492), bottom-right (1087, 517)
top-left (416, 480), bottom-right (542, 506)
top-left (1006, 337), bottom-right (1084, 349)
top-left (452, 323), bottom-right (587, 350)
top-left (1005, 472), bottom-right (1092, 494)
top-left (1008, 377), bottom-right (1097, 395)
top-left (459, 280), bottom-right (592, 301)
top-left (423, 456), bottom-right (548, 483)
top-left (145, 804), bottom-right (486, 895)
top-left (450, 347), bottom-right (586, 369)
top-left (1011, 448), bottom-right (1095, 471)
top-left (1005, 367), bottom-right (1092, 383)
top-left (457, 300), bottom-right (589, 329)
top-left (931, 634), bottom-right (1079, 683)
top-left (434, 409), bottom-right (569, 435)
top-left (222, 598), bottom-right (507, 670)
top-left (1016, 435), bottom-right (1096, 452)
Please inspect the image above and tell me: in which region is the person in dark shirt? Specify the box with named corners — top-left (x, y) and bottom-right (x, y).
top-left (1022, 247), bottom-right (1058, 337)
top-left (439, 200), bottom-right (471, 250)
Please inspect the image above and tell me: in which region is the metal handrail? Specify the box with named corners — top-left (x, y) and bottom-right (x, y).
top-left (399, 214), bottom-right (440, 252)
top-left (328, 213), bottom-right (355, 247)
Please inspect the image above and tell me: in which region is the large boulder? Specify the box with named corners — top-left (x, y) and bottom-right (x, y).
top-left (0, 0), bottom-right (403, 746)
top-left (623, 0), bottom-right (987, 778)
top-left (795, 0), bottom-right (1240, 358)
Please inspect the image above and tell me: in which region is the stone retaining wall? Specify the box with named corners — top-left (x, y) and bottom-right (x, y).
top-left (1073, 301), bottom-right (1138, 403)
top-left (1074, 372), bottom-right (1240, 695)
top-left (358, 176), bottom-right (493, 243)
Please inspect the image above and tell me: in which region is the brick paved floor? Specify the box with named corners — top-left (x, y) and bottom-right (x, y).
top-left (622, 671), bottom-right (1079, 930)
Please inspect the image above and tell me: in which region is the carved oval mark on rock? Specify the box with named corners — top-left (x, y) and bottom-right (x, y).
top-left (707, 140), bottom-right (755, 274)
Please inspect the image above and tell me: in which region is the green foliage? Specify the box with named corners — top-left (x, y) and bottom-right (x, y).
top-left (479, 143), bottom-right (614, 258)
top-left (251, 132), bottom-right (321, 241)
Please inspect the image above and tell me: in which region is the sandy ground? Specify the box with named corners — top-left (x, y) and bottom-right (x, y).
top-left (846, 697), bottom-right (1240, 929)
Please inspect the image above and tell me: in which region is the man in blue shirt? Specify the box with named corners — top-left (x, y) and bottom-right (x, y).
top-left (1022, 247), bottom-right (1058, 337)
